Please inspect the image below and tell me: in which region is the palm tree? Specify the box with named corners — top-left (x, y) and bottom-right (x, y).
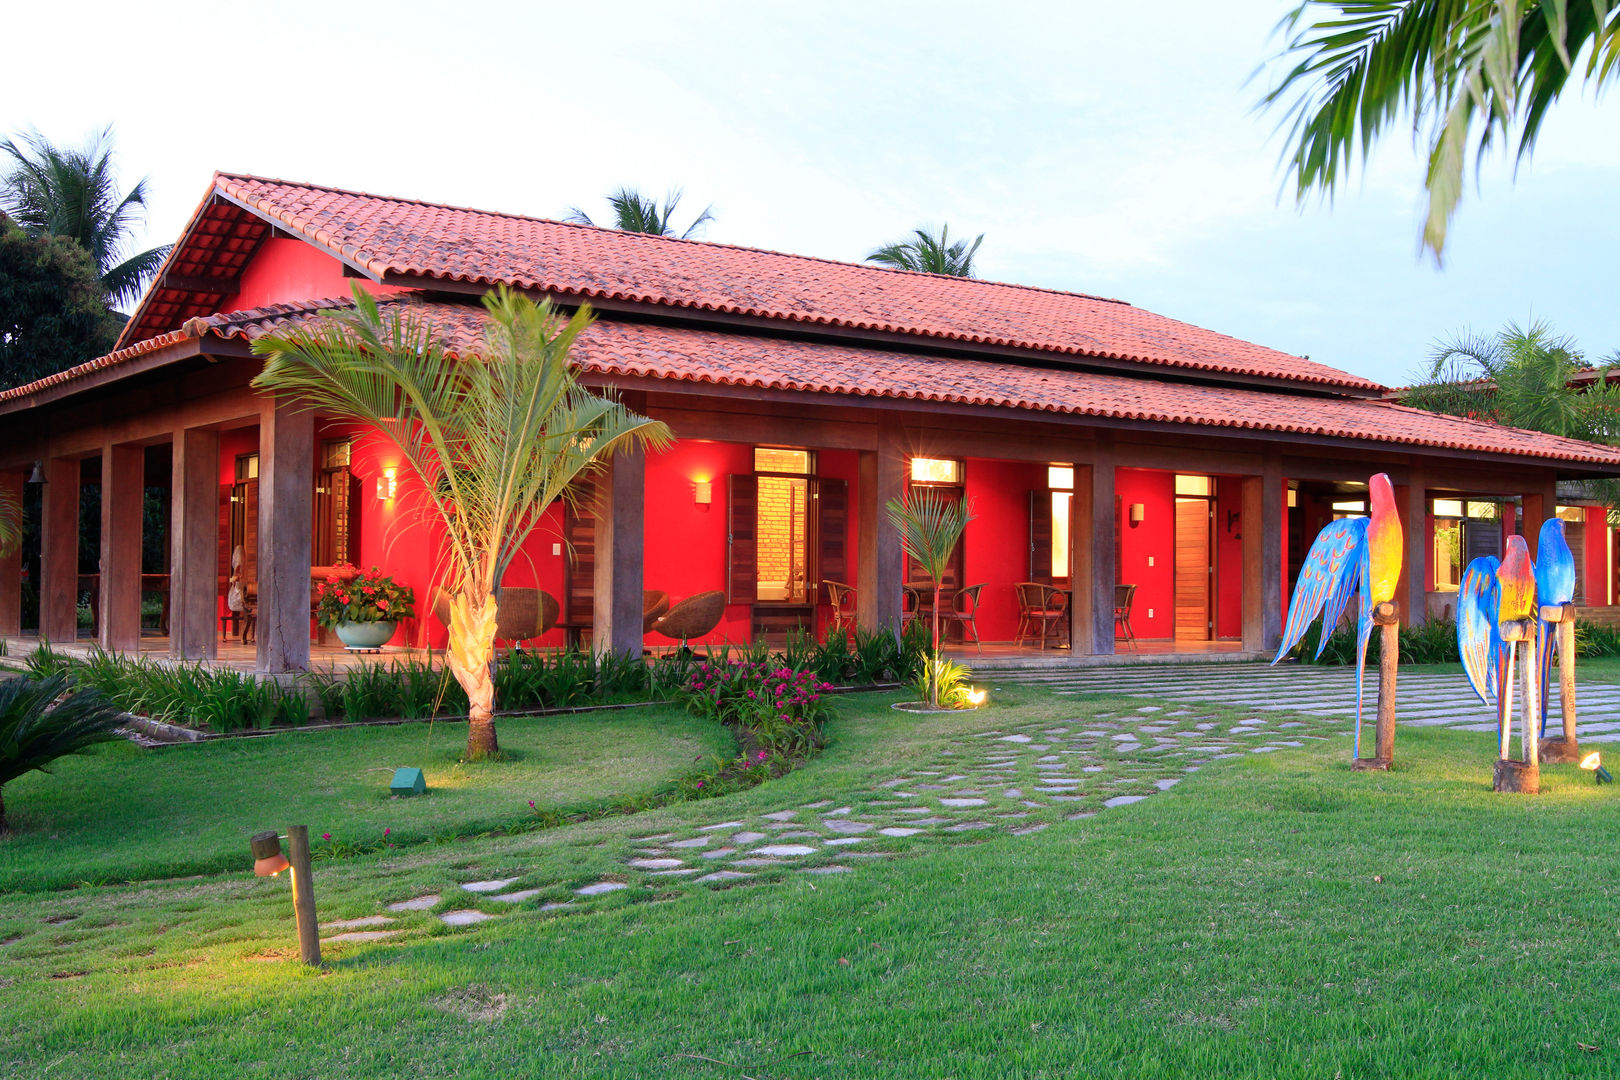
top-left (0, 127), bottom-right (171, 307)
top-left (1262, 2), bottom-right (1620, 259)
top-left (0, 673), bottom-right (127, 834)
top-left (886, 488), bottom-right (974, 707)
top-left (866, 225), bottom-right (984, 277)
top-left (251, 285), bottom-right (671, 760)
top-left (565, 187), bottom-right (715, 239)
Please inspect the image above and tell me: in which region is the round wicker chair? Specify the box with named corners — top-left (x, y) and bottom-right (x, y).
top-left (643, 590), bottom-right (670, 633)
top-left (430, 585), bottom-right (560, 645)
top-left (651, 590), bottom-right (727, 645)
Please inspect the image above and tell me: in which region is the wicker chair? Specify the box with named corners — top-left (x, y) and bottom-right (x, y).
top-left (1015, 582), bottom-right (1070, 650)
top-left (942, 583), bottom-right (985, 653)
top-left (643, 590), bottom-right (671, 633)
top-left (430, 585), bottom-right (560, 645)
top-left (651, 590), bottom-right (727, 647)
top-left (823, 580), bottom-right (857, 638)
top-left (1114, 583), bottom-right (1139, 651)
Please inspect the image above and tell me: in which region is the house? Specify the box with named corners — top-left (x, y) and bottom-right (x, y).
top-left (3, 172), bottom-right (1619, 672)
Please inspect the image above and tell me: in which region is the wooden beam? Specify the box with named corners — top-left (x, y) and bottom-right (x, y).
top-left (592, 448), bottom-right (646, 659)
top-left (0, 470), bottom-right (22, 636)
top-left (1261, 458), bottom-right (1283, 651)
top-left (39, 457), bottom-right (80, 644)
top-left (649, 405), bottom-right (878, 451)
top-left (99, 444), bottom-right (144, 652)
top-left (170, 427), bottom-right (219, 661)
top-left (256, 400), bottom-right (314, 673)
top-left (1521, 481), bottom-right (1556, 559)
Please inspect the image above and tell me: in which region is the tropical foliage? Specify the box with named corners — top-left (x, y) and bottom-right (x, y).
top-left (565, 186), bottom-right (715, 238)
top-left (1262, 1), bottom-right (1620, 258)
top-left (0, 213), bottom-right (123, 389)
top-left (251, 285), bottom-right (671, 759)
top-left (312, 565), bottom-right (416, 628)
top-left (866, 224), bottom-right (983, 276)
top-left (0, 672), bottom-right (128, 833)
top-left (886, 488), bottom-right (975, 707)
top-left (1, 126), bottom-right (171, 306)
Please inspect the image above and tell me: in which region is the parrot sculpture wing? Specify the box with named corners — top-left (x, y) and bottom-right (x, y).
top-left (1272, 474), bottom-right (1402, 758)
top-left (1535, 517), bottom-right (1575, 734)
top-left (1457, 556), bottom-right (1503, 706)
top-left (1496, 535), bottom-right (1539, 743)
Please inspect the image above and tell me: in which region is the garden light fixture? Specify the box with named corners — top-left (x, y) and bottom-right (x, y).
top-left (26, 461), bottom-right (45, 484)
top-left (249, 825), bottom-right (321, 966)
top-left (1580, 752), bottom-right (1613, 785)
top-left (967, 688), bottom-right (987, 707)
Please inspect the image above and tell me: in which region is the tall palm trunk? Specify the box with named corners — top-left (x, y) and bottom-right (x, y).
top-left (930, 584), bottom-right (943, 708)
top-left (445, 588), bottom-right (500, 760)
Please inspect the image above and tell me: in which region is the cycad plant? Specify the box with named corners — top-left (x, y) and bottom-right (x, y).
top-left (885, 488), bottom-right (974, 707)
top-left (866, 225), bottom-right (984, 277)
top-left (565, 187), bottom-right (714, 239)
top-left (252, 285), bottom-right (671, 759)
top-left (0, 673), bottom-right (128, 834)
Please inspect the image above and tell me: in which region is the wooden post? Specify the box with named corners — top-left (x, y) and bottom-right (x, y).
top-left (1522, 634), bottom-right (1539, 770)
top-left (1353, 601), bottom-right (1399, 770)
top-left (592, 448), bottom-right (646, 660)
top-left (857, 421), bottom-right (904, 633)
top-left (39, 457), bottom-right (79, 644)
top-left (0, 470), bottom-right (21, 638)
top-left (1540, 603), bottom-right (1582, 763)
top-left (1403, 469), bottom-right (1426, 624)
top-left (99, 444), bottom-right (144, 653)
top-left (1240, 465), bottom-right (1283, 652)
top-left (256, 401), bottom-right (314, 673)
top-left (170, 427), bottom-right (219, 662)
top-left (1493, 620), bottom-right (1540, 793)
top-left (285, 824), bottom-right (321, 967)
top-left (1085, 443), bottom-right (1116, 656)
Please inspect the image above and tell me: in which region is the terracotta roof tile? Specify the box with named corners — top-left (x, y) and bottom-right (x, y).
top-left (181, 173), bottom-right (1380, 393)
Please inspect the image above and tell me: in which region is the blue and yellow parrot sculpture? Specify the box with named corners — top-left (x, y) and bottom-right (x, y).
top-left (1534, 517), bottom-right (1575, 736)
top-left (1272, 473), bottom-right (1403, 757)
top-left (1461, 535), bottom-right (1539, 742)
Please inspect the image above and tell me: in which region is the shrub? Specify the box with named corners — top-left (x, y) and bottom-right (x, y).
top-left (312, 564), bottom-right (416, 628)
top-left (913, 655), bottom-right (978, 709)
top-left (676, 660), bottom-right (836, 755)
top-left (0, 673), bottom-right (128, 833)
top-left (1292, 616), bottom-right (1462, 665)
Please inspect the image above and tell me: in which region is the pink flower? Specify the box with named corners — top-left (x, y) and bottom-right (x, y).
top-left (528, 800), bottom-right (535, 808)
top-left (383, 827), bottom-right (391, 836)
top-left (696, 781), bottom-right (705, 788)
top-left (756, 751), bottom-right (768, 762)
top-left (321, 833), bottom-right (331, 841)
top-left (376, 599), bottom-right (389, 610)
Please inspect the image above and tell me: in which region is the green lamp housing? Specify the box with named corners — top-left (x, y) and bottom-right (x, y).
top-left (390, 767), bottom-right (427, 797)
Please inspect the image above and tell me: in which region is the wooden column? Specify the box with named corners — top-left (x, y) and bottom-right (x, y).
top-left (99, 444), bottom-right (145, 653)
top-left (1241, 458), bottom-right (1283, 652)
top-left (0, 470), bottom-right (21, 638)
top-left (857, 420), bottom-right (905, 633)
top-left (1075, 442), bottom-right (1115, 655)
top-left (256, 401), bottom-right (314, 673)
top-left (1521, 483), bottom-right (1554, 554)
top-left (592, 448), bottom-right (646, 659)
top-left (1402, 468), bottom-right (1427, 624)
top-left (39, 457), bottom-right (79, 644)
top-left (170, 427), bottom-right (219, 661)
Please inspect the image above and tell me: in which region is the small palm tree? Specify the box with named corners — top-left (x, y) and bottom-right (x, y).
top-left (565, 187), bottom-right (715, 239)
top-left (886, 489), bottom-right (974, 707)
top-left (1, 127), bottom-right (172, 307)
top-left (0, 673), bottom-right (128, 834)
top-left (866, 225), bottom-right (983, 277)
top-left (252, 285), bottom-right (671, 760)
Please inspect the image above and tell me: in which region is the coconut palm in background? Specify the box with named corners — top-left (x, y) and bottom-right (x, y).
top-left (0, 673), bottom-right (127, 835)
top-left (866, 225), bottom-right (984, 277)
top-left (566, 186), bottom-right (715, 238)
top-left (0, 127), bottom-right (171, 307)
top-left (1262, 1), bottom-right (1620, 259)
top-left (886, 488), bottom-right (974, 707)
top-left (252, 285), bottom-right (671, 760)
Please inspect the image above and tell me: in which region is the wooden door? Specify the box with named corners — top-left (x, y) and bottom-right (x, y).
top-left (1175, 497), bottom-right (1211, 641)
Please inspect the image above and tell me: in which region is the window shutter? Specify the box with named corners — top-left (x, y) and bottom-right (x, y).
top-left (242, 479), bottom-right (259, 587)
top-left (563, 476), bottom-right (597, 626)
top-left (1028, 490), bottom-right (1053, 584)
top-left (218, 484), bottom-right (234, 594)
top-left (815, 478), bottom-right (848, 590)
top-left (728, 474), bottom-right (758, 604)
top-left (1464, 518), bottom-right (1501, 564)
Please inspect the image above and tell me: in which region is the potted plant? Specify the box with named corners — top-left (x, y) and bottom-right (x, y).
top-left (315, 564), bottom-right (417, 650)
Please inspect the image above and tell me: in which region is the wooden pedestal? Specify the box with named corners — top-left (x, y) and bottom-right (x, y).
top-left (1492, 759), bottom-right (1540, 794)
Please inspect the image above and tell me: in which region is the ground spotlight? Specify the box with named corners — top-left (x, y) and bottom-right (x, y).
top-left (1580, 752), bottom-right (1613, 785)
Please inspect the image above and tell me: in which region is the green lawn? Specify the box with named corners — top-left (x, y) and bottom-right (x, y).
top-left (3, 685), bottom-right (1618, 1078)
top-left (0, 706), bottom-right (734, 892)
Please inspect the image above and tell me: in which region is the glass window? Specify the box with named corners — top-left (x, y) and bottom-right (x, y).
top-left (234, 453), bottom-right (259, 482)
top-left (910, 457), bottom-right (963, 485)
top-left (1331, 500), bottom-right (1366, 514)
top-left (1174, 474), bottom-right (1211, 497)
top-left (1432, 498), bottom-right (1464, 518)
top-left (1047, 465), bottom-right (1074, 490)
top-left (754, 475), bottom-right (810, 603)
top-left (1051, 490), bottom-right (1071, 578)
top-left (753, 448), bottom-right (812, 475)
top-left (1466, 501), bottom-right (1499, 520)
top-left (1557, 505), bottom-right (1585, 522)
top-left (321, 439), bottom-right (352, 469)
top-left (1434, 519), bottom-right (1462, 591)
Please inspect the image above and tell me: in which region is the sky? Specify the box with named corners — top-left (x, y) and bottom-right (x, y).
top-left (6, 0), bottom-right (1617, 388)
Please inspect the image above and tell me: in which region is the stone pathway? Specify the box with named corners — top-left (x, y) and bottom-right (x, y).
top-left (991, 662), bottom-right (1620, 741)
top-left (326, 697), bottom-right (1345, 945)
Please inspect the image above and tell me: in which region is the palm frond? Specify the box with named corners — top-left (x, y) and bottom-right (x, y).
top-left (0, 673), bottom-right (127, 789)
top-left (866, 224), bottom-right (983, 276)
top-left (0, 482), bottom-right (20, 559)
top-left (885, 488), bottom-right (974, 583)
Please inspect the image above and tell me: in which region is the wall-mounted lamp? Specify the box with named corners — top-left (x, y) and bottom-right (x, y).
top-left (1581, 752), bottom-right (1613, 784)
top-left (1227, 509), bottom-right (1241, 533)
top-left (250, 826), bottom-right (320, 966)
top-left (693, 479), bottom-right (712, 506)
top-left (1129, 503), bottom-right (1145, 527)
top-left (375, 467), bottom-right (397, 501)
top-left (27, 461), bottom-right (45, 485)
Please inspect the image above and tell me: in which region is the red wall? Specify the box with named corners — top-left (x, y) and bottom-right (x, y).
top-left (1115, 468), bottom-right (1175, 640)
top-left (1585, 507), bottom-right (1609, 606)
top-left (1214, 477), bottom-right (1243, 639)
top-left (962, 458), bottom-right (1044, 642)
top-left (222, 238), bottom-right (404, 312)
top-left (643, 440), bottom-right (754, 645)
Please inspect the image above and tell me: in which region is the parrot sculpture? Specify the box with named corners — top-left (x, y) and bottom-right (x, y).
top-left (1534, 517), bottom-right (1575, 736)
top-left (1461, 535), bottom-right (1539, 747)
top-left (1272, 473), bottom-right (1403, 757)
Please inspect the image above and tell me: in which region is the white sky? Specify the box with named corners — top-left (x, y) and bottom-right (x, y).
top-left (7, 0), bottom-right (1617, 386)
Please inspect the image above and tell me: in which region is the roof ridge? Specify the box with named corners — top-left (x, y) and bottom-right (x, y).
top-left (212, 171), bottom-right (1139, 309)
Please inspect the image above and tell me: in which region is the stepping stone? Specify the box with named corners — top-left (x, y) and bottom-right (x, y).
top-left (698, 821), bottom-right (744, 832)
top-left (1103, 795), bottom-right (1148, 808)
top-left (1082, 765), bottom-right (1104, 773)
top-left (440, 910), bottom-right (495, 926)
top-left (997, 812), bottom-right (1032, 819)
top-left (1021, 801), bottom-right (1046, 809)
top-left (696, 871), bottom-right (752, 883)
top-left (824, 837), bottom-right (867, 846)
top-left (941, 774), bottom-right (967, 782)
top-left (651, 868), bottom-right (700, 876)
top-left (914, 784), bottom-right (950, 791)
top-left (802, 865), bottom-right (851, 875)
top-left (490, 889), bottom-right (544, 903)
top-left (754, 845), bottom-right (816, 857)
top-left (1034, 777), bottom-right (1080, 786)
top-left (1044, 795), bottom-right (1088, 802)
top-left (323, 915), bottom-right (395, 930)
top-left (1012, 824), bottom-right (1049, 836)
top-left (1004, 789), bottom-right (1023, 799)
top-left (1065, 811), bottom-right (1098, 820)
top-left (387, 895), bottom-right (440, 912)
top-left (912, 816), bottom-right (952, 825)
top-left (940, 797), bottom-right (987, 807)
top-left (701, 847), bottom-right (735, 860)
top-left (762, 810), bottom-right (798, 822)
top-left (732, 832), bottom-right (767, 844)
top-left (879, 826), bottom-right (922, 837)
top-left (825, 820), bottom-right (874, 834)
top-left (1155, 778), bottom-right (1181, 790)
top-left (575, 882), bottom-right (628, 897)
top-left (324, 930), bottom-right (402, 943)
top-left (730, 858), bottom-right (786, 867)
top-left (668, 836), bottom-right (712, 849)
top-left (461, 878), bottom-right (520, 893)
top-left (825, 806), bottom-right (853, 816)
top-left (894, 806), bottom-right (932, 815)
top-left (1137, 706), bottom-right (1161, 713)
top-left (774, 830), bottom-right (822, 840)
top-left (879, 778), bottom-right (911, 788)
top-left (539, 902), bottom-right (574, 912)
top-left (946, 821), bottom-right (992, 832)
top-left (998, 734), bottom-right (1033, 743)
top-left (627, 858), bottom-right (684, 870)
top-left (1251, 746), bottom-right (1281, 754)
